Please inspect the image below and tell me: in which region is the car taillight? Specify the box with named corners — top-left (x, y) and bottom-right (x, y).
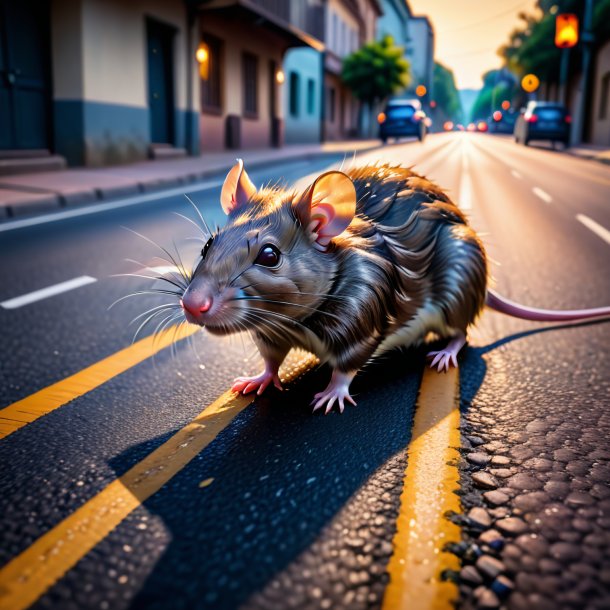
top-left (377, 112), bottom-right (386, 124)
top-left (565, 115), bottom-right (572, 123)
top-left (414, 110), bottom-right (426, 121)
top-left (526, 115), bottom-right (538, 123)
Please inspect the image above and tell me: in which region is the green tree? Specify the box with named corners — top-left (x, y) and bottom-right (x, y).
top-left (342, 35), bottom-right (410, 115)
top-left (433, 62), bottom-right (463, 123)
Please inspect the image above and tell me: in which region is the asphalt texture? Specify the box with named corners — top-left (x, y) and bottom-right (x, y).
top-left (1, 132), bottom-right (609, 610)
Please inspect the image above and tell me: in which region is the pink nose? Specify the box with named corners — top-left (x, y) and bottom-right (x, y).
top-left (180, 297), bottom-right (213, 316)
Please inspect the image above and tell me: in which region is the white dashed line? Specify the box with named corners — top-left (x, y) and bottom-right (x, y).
top-left (0, 276), bottom-right (97, 309)
top-left (532, 187), bottom-right (552, 203)
top-left (576, 214), bottom-right (610, 246)
top-left (511, 169), bottom-right (522, 180)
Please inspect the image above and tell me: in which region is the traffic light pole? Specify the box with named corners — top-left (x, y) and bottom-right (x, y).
top-left (558, 48), bottom-right (570, 106)
top-left (571, 0), bottom-right (594, 144)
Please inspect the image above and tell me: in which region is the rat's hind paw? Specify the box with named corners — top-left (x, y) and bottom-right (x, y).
top-left (232, 371), bottom-right (282, 396)
top-left (310, 371), bottom-right (357, 415)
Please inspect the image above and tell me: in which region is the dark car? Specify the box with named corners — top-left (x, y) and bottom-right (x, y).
top-left (378, 100), bottom-right (426, 143)
top-left (514, 101), bottom-right (571, 147)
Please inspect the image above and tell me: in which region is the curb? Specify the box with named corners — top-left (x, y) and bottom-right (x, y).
top-left (0, 144), bottom-right (383, 222)
top-left (564, 149), bottom-right (610, 166)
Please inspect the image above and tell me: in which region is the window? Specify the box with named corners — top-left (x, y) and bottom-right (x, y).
top-left (242, 52), bottom-right (258, 118)
top-left (600, 72), bottom-right (610, 120)
top-left (289, 72), bottom-right (300, 117)
top-left (307, 79), bottom-right (315, 115)
top-left (328, 87), bottom-right (335, 123)
top-left (201, 34), bottom-right (223, 113)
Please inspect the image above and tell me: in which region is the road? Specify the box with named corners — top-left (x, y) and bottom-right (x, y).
top-left (0, 132), bottom-right (608, 610)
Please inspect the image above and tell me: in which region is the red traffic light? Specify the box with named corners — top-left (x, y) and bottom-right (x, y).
top-left (555, 14), bottom-right (578, 48)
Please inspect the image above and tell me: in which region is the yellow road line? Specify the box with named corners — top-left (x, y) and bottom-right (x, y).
top-left (0, 353), bottom-right (317, 610)
top-left (382, 367), bottom-right (462, 610)
top-left (0, 325), bottom-right (200, 439)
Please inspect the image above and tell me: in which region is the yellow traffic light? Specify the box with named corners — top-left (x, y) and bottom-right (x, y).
top-left (555, 14), bottom-right (578, 48)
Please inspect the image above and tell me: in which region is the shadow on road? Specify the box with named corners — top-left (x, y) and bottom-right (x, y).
top-left (107, 347), bottom-right (425, 609)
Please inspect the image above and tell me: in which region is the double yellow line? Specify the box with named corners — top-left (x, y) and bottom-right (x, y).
top-left (0, 327), bottom-right (463, 610)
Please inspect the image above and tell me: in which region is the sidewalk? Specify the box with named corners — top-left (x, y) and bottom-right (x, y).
top-left (566, 143), bottom-right (610, 166)
top-left (0, 140), bottom-right (381, 220)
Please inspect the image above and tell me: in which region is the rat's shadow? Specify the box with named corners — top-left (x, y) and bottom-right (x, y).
top-left (106, 318), bottom-right (606, 610)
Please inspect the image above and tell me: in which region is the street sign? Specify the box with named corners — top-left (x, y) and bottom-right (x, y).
top-left (521, 74), bottom-right (540, 93)
top-left (555, 14), bottom-right (578, 48)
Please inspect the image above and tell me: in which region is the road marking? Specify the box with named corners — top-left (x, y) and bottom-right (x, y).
top-left (0, 276), bottom-right (97, 309)
top-left (0, 179), bottom-right (224, 233)
top-left (459, 146), bottom-right (473, 210)
top-left (382, 367), bottom-right (461, 610)
top-left (576, 214), bottom-right (610, 246)
top-left (532, 187), bottom-right (552, 204)
top-left (511, 169), bottom-right (522, 180)
top-left (0, 325), bottom-right (199, 439)
top-left (0, 353), bottom-right (317, 610)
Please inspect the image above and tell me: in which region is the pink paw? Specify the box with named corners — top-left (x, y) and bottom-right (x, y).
top-left (311, 389), bottom-right (356, 415)
top-left (232, 371), bottom-right (282, 396)
top-left (427, 349), bottom-right (458, 372)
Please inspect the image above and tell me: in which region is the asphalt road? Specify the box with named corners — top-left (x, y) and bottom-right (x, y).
top-left (0, 132), bottom-right (608, 610)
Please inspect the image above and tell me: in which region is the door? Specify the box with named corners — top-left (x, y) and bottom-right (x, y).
top-left (147, 19), bottom-right (175, 144)
top-left (0, 0), bottom-right (51, 150)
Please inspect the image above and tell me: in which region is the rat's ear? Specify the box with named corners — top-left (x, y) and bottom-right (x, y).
top-left (221, 159), bottom-right (257, 215)
top-left (294, 171), bottom-right (356, 251)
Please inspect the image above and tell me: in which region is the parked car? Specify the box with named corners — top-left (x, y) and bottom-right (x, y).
top-left (514, 101), bottom-right (571, 147)
top-left (378, 99), bottom-right (426, 143)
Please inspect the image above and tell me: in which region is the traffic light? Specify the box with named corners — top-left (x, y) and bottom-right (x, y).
top-left (555, 14), bottom-right (578, 48)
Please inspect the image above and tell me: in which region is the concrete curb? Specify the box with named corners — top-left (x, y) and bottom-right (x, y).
top-left (564, 149), bottom-right (610, 166)
top-left (0, 144), bottom-right (383, 221)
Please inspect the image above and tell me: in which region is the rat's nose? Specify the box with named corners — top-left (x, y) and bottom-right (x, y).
top-left (180, 294), bottom-right (213, 317)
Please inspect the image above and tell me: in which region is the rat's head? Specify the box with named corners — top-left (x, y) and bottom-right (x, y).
top-left (180, 159), bottom-right (356, 335)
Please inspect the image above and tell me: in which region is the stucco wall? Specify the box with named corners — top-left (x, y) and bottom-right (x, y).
top-left (51, 0), bottom-right (199, 165)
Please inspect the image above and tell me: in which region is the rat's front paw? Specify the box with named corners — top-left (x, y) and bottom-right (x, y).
top-left (426, 349), bottom-right (458, 372)
top-left (311, 371), bottom-right (357, 415)
top-left (232, 371), bottom-right (282, 396)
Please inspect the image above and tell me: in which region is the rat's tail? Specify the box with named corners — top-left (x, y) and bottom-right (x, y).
top-left (486, 289), bottom-right (610, 322)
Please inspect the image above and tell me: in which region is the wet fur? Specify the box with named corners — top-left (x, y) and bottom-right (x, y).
top-left (190, 164), bottom-right (488, 373)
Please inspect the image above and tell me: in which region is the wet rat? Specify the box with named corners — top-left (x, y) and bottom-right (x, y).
top-left (179, 159), bottom-right (610, 414)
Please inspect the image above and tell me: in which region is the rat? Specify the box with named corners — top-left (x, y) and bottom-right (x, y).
top-left (178, 159), bottom-right (610, 414)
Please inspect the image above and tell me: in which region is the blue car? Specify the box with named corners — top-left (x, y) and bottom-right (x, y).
top-left (378, 100), bottom-right (426, 144)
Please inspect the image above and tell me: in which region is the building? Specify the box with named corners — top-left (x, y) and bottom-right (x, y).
top-left (589, 40), bottom-right (610, 145)
top-left (323, 0), bottom-right (382, 140)
top-left (0, 0), bottom-right (323, 169)
top-left (196, 0), bottom-right (323, 152)
top-left (376, 0), bottom-right (410, 52)
top-left (406, 15), bottom-right (434, 101)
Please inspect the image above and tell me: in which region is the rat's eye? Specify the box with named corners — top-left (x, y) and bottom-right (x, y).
top-left (201, 237), bottom-right (213, 260)
top-left (254, 244), bottom-right (281, 268)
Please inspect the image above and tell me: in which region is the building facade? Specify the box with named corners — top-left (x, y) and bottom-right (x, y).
top-left (406, 15), bottom-right (434, 100)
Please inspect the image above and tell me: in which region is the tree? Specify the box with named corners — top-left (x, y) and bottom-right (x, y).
top-left (342, 35), bottom-right (410, 133)
top-left (433, 62), bottom-right (463, 123)
top-left (470, 69), bottom-right (517, 122)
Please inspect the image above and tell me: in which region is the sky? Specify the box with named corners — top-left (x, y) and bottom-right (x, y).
top-left (408, 0), bottom-right (539, 90)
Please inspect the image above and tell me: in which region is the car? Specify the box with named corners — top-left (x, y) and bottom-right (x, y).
top-left (513, 101), bottom-right (571, 147)
top-left (378, 99), bottom-right (426, 143)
